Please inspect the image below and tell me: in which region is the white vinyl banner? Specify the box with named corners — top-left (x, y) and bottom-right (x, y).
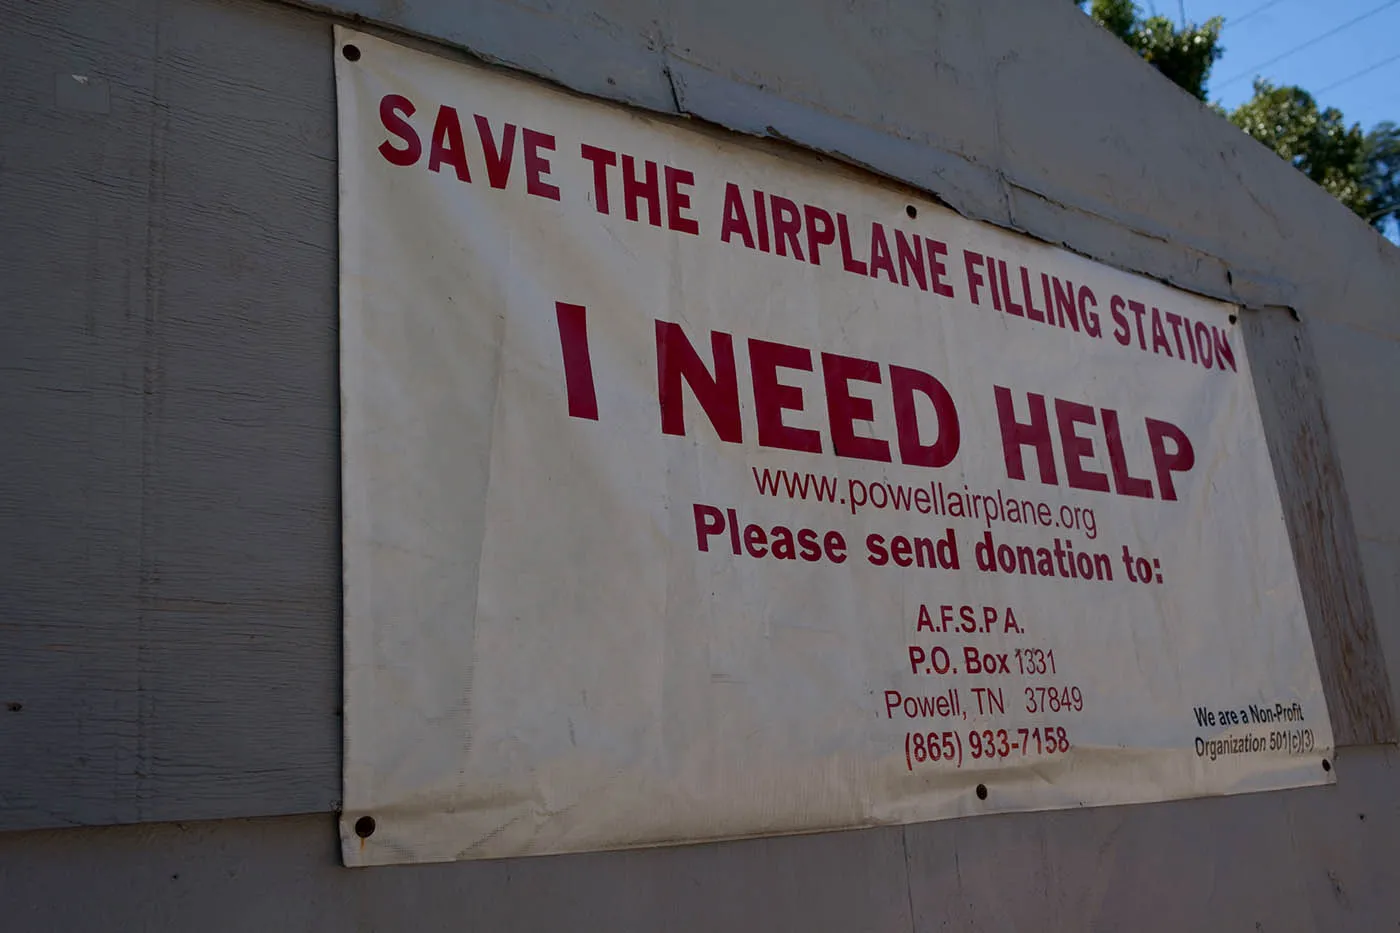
top-left (335, 28), bottom-right (1334, 867)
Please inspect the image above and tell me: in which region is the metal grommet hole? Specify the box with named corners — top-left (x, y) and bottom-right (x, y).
top-left (905, 204), bottom-right (918, 219)
top-left (975, 783), bottom-right (988, 800)
top-left (1322, 759), bottom-right (1332, 772)
top-left (343, 44), bottom-right (362, 62)
top-left (354, 815), bottom-right (377, 838)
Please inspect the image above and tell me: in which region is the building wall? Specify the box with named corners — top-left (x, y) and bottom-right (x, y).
top-left (2, 0), bottom-right (1398, 928)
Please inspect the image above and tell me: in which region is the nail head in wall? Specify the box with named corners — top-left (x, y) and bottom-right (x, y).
top-left (342, 44), bottom-right (362, 62)
top-left (54, 74), bottom-right (109, 114)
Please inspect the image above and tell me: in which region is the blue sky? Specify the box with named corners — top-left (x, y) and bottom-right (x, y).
top-left (1181, 0), bottom-right (1398, 128)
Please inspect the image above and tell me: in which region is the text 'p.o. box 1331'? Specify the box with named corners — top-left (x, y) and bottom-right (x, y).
top-left (334, 28), bottom-right (1333, 867)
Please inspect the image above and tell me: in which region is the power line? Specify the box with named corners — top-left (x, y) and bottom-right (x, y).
top-left (1226, 0), bottom-right (1288, 30)
top-left (1315, 50), bottom-right (1400, 95)
top-left (1216, 0), bottom-right (1400, 88)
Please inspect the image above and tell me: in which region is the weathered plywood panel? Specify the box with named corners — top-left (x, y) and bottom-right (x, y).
top-left (1242, 311), bottom-right (1396, 746)
top-left (1, 745), bottom-right (1398, 931)
top-left (132, 0), bottom-right (340, 816)
top-left (3, 0), bottom-right (1396, 844)
top-left (1307, 324), bottom-right (1400, 547)
top-left (0, 0), bottom-right (340, 831)
top-left (0, 0), bottom-right (159, 829)
top-left (902, 744), bottom-right (1400, 931)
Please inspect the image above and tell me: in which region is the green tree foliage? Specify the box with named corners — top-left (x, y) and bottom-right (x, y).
top-left (1229, 80), bottom-right (1371, 216)
top-left (1230, 83), bottom-right (1399, 229)
top-left (1086, 0), bottom-right (1137, 41)
top-left (1078, 0), bottom-right (1223, 100)
top-left (1363, 123), bottom-right (1400, 226)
